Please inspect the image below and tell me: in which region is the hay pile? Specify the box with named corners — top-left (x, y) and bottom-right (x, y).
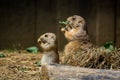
top-left (61, 47), bottom-right (120, 70)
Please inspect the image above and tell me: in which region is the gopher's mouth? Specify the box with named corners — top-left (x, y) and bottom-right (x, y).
top-left (40, 38), bottom-right (47, 44)
top-left (41, 39), bottom-right (51, 45)
top-left (38, 38), bottom-right (47, 44)
top-left (42, 40), bottom-right (46, 44)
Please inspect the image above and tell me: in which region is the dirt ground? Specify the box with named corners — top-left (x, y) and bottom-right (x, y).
top-left (0, 50), bottom-right (43, 80)
top-left (0, 49), bottom-right (120, 80)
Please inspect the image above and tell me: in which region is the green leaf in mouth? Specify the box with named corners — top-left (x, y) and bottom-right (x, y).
top-left (59, 21), bottom-right (68, 25)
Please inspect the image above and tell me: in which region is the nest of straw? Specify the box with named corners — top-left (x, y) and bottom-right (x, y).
top-left (61, 48), bottom-right (120, 70)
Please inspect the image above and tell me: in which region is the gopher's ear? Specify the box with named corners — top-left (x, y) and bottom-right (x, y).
top-left (72, 17), bottom-right (76, 21)
top-left (73, 15), bottom-right (78, 18)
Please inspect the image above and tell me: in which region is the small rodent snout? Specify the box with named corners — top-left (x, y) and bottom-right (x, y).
top-left (37, 38), bottom-right (41, 43)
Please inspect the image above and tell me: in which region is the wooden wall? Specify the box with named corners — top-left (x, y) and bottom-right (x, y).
top-left (116, 0), bottom-right (120, 47)
top-left (0, 0), bottom-right (120, 50)
top-left (0, 0), bottom-right (35, 49)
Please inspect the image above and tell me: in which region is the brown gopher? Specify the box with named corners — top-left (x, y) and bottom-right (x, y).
top-left (37, 33), bottom-right (59, 65)
top-left (61, 15), bottom-right (93, 55)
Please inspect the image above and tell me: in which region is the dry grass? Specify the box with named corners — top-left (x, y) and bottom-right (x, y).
top-left (60, 47), bottom-right (120, 70)
top-left (0, 50), bottom-right (50, 80)
top-left (0, 47), bottom-right (120, 79)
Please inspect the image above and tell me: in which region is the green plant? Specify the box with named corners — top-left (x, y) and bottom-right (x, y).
top-left (59, 21), bottom-right (68, 25)
top-left (26, 46), bottom-right (38, 53)
top-left (35, 60), bottom-right (41, 67)
top-left (18, 66), bottom-right (31, 72)
top-left (7, 49), bottom-right (15, 53)
top-left (103, 42), bottom-right (114, 49)
top-left (101, 42), bottom-right (114, 52)
top-left (0, 53), bottom-right (5, 58)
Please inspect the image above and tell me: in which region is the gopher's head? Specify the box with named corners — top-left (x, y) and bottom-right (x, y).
top-left (38, 33), bottom-right (57, 51)
top-left (61, 15), bottom-right (87, 41)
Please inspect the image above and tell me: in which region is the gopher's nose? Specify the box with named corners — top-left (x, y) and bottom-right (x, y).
top-left (38, 38), bottom-right (45, 44)
top-left (40, 38), bottom-right (47, 44)
top-left (37, 38), bottom-right (41, 43)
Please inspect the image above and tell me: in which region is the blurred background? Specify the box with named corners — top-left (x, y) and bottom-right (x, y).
top-left (0, 0), bottom-right (120, 50)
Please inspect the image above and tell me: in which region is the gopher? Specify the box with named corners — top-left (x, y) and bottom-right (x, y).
top-left (61, 15), bottom-right (93, 55)
top-left (37, 33), bottom-right (59, 65)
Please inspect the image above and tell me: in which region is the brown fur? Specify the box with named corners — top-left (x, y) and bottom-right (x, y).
top-left (65, 40), bottom-right (93, 55)
top-left (38, 33), bottom-right (59, 65)
top-left (61, 15), bottom-right (93, 55)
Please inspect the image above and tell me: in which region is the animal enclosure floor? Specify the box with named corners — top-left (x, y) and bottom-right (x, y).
top-left (0, 50), bottom-right (120, 80)
top-left (0, 50), bottom-right (42, 80)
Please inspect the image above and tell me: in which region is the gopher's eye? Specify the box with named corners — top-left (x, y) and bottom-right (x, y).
top-left (78, 21), bottom-right (82, 23)
top-left (45, 34), bottom-right (48, 37)
top-left (72, 17), bottom-right (76, 21)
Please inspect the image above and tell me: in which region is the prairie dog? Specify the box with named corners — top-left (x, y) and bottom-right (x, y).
top-left (64, 40), bottom-right (92, 55)
top-left (61, 15), bottom-right (87, 41)
top-left (38, 33), bottom-right (59, 65)
top-left (61, 15), bottom-right (93, 55)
